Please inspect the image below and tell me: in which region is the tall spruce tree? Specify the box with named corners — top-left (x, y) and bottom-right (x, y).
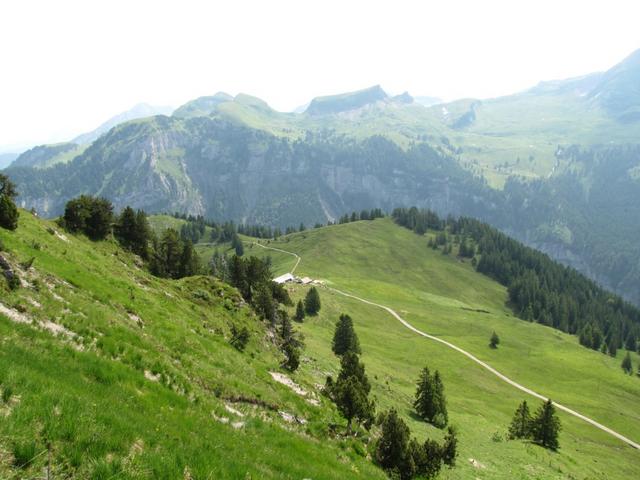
top-left (441, 426), bottom-right (458, 467)
top-left (133, 209), bottom-right (151, 259)
top-left (333, 351), bottom-right (374, 433)
top-left (304, 286), bottom-right (321, 315)
top-left (231, 233), bottom-right (244, 256)
top-left (508, 400), bottom-right (532, 439)
top-left (414, 367), bottom-right (448, 428)
top-left (414, 367), bottom-right (436, 423)
top-left (115, 206), bottom-right (137, 250)
top-left (332, 314), bottom-right (361, 356)
top-left (621, 352), bottom-right (633, 374)
top-left (432, 371), bottom-right (448, 428)
top-left (178, 240), bottom-right (200, 277)
top-left (531, 399), bottom-right (561, 450)
top-left (294, 300), bottom-right (305, 322)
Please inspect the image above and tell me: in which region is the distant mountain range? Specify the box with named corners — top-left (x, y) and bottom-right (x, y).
top-left (5, 48), bottom-right (640, 304)
top-left (5, 103), bottom-right (173, 169)
top-left (72, 103), bottom-right (174, 145)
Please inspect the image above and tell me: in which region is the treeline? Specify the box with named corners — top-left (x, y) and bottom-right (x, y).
top-left (336, 208), bottom-right (385, 224)
top-left (392, 207), bottom-right (640, 358)
top-left (167, 208), bottom-right (387, 244)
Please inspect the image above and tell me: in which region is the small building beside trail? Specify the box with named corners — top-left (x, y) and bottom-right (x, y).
top-left (300, 277), bottom-right (312, 285)
top-left (273, 273), bottom-right (294, 284)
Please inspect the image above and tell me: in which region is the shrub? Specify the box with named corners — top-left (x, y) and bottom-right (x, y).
top-left (230, 324), bottom-right (250, 351)
top-left (6, 273), bottom-right (20, 290)
top-left (12, 441), bottom-right (38, 469)
top-left (1, 385), bottom-right (13, 403)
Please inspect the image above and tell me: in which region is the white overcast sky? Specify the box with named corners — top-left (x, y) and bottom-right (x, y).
top-left (1, 0), bottom-right (639, 150)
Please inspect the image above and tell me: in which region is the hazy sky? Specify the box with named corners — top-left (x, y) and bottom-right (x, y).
top-left (1, 0), bottom-right (639, 151)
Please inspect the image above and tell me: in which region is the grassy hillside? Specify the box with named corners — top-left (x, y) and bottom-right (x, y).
top-left (245, 218), bottom-right (640, 479)
top-left (0, 211), bottom-right (386, 479)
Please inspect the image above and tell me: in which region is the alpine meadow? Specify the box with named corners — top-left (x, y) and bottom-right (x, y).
top-left (2, 2), bottom-right (640, 479)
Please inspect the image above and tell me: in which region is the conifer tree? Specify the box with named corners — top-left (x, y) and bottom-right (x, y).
top-left (294, 300), bottom-right (305, 322)
top-left (333, 351), bottom-right (374, 433)
top-left (231, 233), bottom-right (244, 256)
top-left (441, 426), bottom-right (458, 467)
top-left (490, 331), bottom-right (500, 349)
top-left (0, 174), bottom-right (19, 231)
top-left (304, 286), bottom-right (321, 315)
top-left (282, 341), bottom-right (300, 371)
top-left (178, 240), bottom-right (200, 277)
top-left (531, 399), bottom-right (561, 450)
top-left (621, 352), bottom-right (633, 374)
top-left (508, 400), bottom-right (532, 439)
top-left (414, 367), bottom-right (448, 428)
top-left (415, 439), bottom-right (443, 479)
top-left (375, 408), bottom-right (413, 478)
top-left (331, 314), bottom-right (361, 356)
top-left (280, 310), bottom-right (293, 341)
top-left (115, 206), bottom-right (137, 249)
top-left (625, 333), bottom-right (637, 352)
top-left (133, 209), bottom-right (152, 259)
top-left (414, 366), bottom-right (436, 423)
top-left (432, 371), bottom-right (448, 428)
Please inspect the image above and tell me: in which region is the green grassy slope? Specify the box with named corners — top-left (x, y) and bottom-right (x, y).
top-left (0, 212), bottom-right (386, 479)
top-left (245, 219), bottom-right (640, 479)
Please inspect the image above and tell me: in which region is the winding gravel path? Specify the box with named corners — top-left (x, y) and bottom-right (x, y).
top-left (253, 241), bottom-right (640, 450)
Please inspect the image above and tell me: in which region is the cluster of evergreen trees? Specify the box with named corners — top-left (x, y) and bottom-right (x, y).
top-left (374, 365), bottom-right (457, 479)
top-left (167, 212), bottom-right (271, 243)
top-left (115, 206), bottom-right (152, 259)
top-left (0, 174), bottom-right (19, 231)
top-left (375, 409), bottom-right (457, 480)
top-left (392, 207), bottom-right (445, 234)
top-left (325, 314), bottom-right (457, 479)
top-left (508, 399), bottom-right (561, 450)
top-left (393, 207), bottom-right (640, 360)
top-left (337, 208), bottom-right (385, 224)
top-left (211, 253), bottom-right (302, 370)
top-left (169, 208), bottom-right (386, 245)
top-left (61, 196), bottom-right (200, 281)
top-left (62, 195), bottom-right (114, 240)
top-left (180, 219), bottom-right (206, 244)
top-left (149, 229), bottom-right (200, 279)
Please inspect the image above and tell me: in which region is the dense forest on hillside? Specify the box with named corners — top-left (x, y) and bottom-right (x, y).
top-left (499, 144), bottom-right (640, 305)
top-left (392, 207), bottom-right (640, 356)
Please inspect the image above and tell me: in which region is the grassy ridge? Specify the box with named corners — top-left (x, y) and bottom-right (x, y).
top-left (0, 212), bottom-right (385, 479)
top-left (246, 218), bottom-right (640, 479)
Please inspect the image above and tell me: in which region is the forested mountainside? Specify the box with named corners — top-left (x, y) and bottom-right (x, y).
top-left (499, 145), bottom-right (640, 304)
top-left (6, 118), bottom-right (498, 227)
